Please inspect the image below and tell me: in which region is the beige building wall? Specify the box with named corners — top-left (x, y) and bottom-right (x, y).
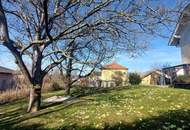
top-left (141, 75), bottom-right (151, 85)
top-left (101, 69), bottom-right (127, 81)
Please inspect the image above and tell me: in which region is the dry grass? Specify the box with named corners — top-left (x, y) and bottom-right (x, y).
top-left (0, 74), bottom-right (65, 104)
top-left (0, 88), bottom-right (29, 104)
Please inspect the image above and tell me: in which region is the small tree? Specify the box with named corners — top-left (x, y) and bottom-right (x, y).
top-left (55, 40), bottom-right (110, 95)
top-left (129, 73), bottom-right (141, 85)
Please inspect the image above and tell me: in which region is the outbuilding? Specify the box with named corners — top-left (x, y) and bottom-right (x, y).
top-left (141, 70), bottom-right (171, 86)
top-left (0, 66), bottom-right (15, 91)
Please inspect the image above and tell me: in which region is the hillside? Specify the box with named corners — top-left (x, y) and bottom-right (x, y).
top-left (0, 86), bottom-right (190, 130)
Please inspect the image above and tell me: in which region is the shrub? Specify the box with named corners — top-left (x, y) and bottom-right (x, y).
top-left (51, 82), bottom-right (62, 91)
top-left (0, 74), bottom-right (64, 104)
top-left (129, 73), bottom-right (141, 85)
top-left (174, 75), bottom-right (190, 83)
top-left (115, 77), bottom-right (123, 86)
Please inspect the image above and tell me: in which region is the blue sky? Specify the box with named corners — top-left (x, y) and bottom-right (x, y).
top-left (115, 37), bottom-right (181, 72)
top-left (113, 0), bottom-right (186, 72)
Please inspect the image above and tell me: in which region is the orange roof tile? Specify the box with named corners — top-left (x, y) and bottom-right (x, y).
top-left (103, 62), bottom-right (128, 70)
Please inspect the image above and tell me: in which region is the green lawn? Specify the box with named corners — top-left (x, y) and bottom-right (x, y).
top-left (0, 86), bottom-right (190, 130)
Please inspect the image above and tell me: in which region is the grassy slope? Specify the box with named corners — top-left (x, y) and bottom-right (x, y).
top-left (0, 86), bottom-right (190, 130)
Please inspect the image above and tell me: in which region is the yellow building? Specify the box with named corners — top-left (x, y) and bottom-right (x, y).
top-left (101, 62), bottom-right (128, 82)
top-left (141, 70), bottom-right (171, 86)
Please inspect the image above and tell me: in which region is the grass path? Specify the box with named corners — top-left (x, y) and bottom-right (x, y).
top-left (0, 86), bottom-right (190, 130)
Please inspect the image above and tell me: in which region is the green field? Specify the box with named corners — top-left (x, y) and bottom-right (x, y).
top-left (0, 86), bottom-right (190, 130)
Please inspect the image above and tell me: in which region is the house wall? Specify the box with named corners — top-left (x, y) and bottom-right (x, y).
top-left (141, 73), bottom-right (164, 85)
top-left (0, 73), bottom-right (15, 91)
top-left (176, 68), bottom-right (185, 75)
top-left (181, 44), bottom-right (190, 64)
top-left (150, 73), bottom-right (160, 85)
top-left (179, 23), bottom-right (190, 64)
top-left (180, 22), bottom-right (190, 45)
top-left (141, 75), bottom-right (151, 85)
top-left (101, 81), bottom-right (116, 88)
top-left (101, 69), bottom-right (127, 81)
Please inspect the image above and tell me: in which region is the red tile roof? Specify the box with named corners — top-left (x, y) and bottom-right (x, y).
top-left (103, 62), bottom-right (128, 70)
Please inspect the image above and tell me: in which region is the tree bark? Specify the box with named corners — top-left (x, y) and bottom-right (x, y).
top-left (64, 52), bottom-right (73, 95)
top-left (65, 84), bottom-right (71, 95)
top-left (65, 60), bottom-right (72, 95)
top-left (27, 87), bottom-right (41, 113)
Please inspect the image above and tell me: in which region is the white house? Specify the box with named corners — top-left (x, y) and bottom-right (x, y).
top-left (164, 4), bottom-right (190, 82)
top-left (162, 64), bottom-right (190, 80)
top-left (169, 4), bottom-right (190, 64)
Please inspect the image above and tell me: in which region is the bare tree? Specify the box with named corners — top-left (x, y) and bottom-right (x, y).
top-left (55, 40), bottom-right (112, 95)
top-left (151, 62), bottom-right (172, 70)
top-left (0, 0), bottom-right (66, 112)
top-left (0, 0), bottom-right (187, 112)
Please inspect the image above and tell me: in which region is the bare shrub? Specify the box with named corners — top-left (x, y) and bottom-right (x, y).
top-left (0, 74), bottom-right (64, 104)
top-left (0, 87), bottom-right (29, 104)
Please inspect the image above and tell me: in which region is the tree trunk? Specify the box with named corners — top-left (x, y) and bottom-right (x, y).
top-left (64, 73), bottom-right (72, 95)
top-left (64, 56), bottom-right (72, 95)
top-left (65, 84), bottom-right (71, 95)
top-left (27, 87), bottom-right (41, 113)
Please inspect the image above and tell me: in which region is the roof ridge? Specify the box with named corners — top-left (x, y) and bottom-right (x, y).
top-left (103, 62), bottom-right (128, 70)
top-left (0, 66), bottom-right (14, 74)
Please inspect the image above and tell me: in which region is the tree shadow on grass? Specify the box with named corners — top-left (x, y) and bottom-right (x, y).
top-left (0, 99), bottom-right (89, 129)
top-left (105, 109), bottom-right (190, 130)
top-left (41, 87), bottom-right (131, 110)
top-left (3, 123), bottom-right (47, 130)
top-left (70, 86), bottom-right (133, 97)
top-left (0, 109), bottom-right (190, 130)
top-left (60, 109), bottom-right (190, 130)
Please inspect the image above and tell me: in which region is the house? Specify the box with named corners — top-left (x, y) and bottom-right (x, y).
top-left (141, 70), bottom-right (171, 86)
top-left (0, 66), bottom-right (15, 91)
top-left (101, 62), bottom-right (128, 87)
top-left (163, 64), bottom-right (190, 79)
top-left (169, 3), bottom-right (190, 64)
top-left (77, 71), bottom-right (102, 87)
top-left (165, 3), bottom-right (190, 82)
